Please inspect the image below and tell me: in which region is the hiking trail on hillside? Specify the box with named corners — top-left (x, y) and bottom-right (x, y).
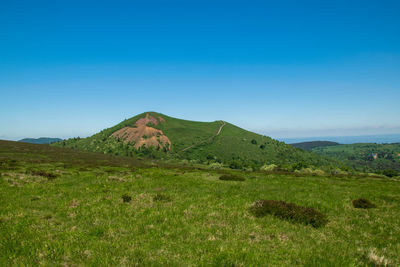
top-left (179, 121), bottom-right (226, 153)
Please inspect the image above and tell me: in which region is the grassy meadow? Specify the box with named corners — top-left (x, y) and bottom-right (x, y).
top-left (1, 140), bottom-right (400, 266)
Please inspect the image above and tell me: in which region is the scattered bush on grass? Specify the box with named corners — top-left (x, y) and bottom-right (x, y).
top-left (31, 170), bottom-right (58, 180)
top-left (153, 193), bottom-right (172, 202)
top-left (382, 169), bottom-right (398, 178)
top-left (260, 164), bottom-right (278, 172)
top-left (121, 194), bottom-right (132, 203)
top-left (219, 174), bottom-right (245, 181)
top-left (353, 198), bottom-right (376, 209)
top-left (208, 162), bottom-right (224, 169)
top-left (294, 167), bottom-right (326, 176)
top-left (249, 199), bottom-right (328, 228)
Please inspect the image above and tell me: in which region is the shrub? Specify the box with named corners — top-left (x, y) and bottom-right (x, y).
top-left (209, 162), bottom-right (223, 169)
top-left (249, 199), bottom-right (328, 228)
top-left (219, 174), bottom-right (245, 181)
top-left (31, 170), bottom-right (58, 180)
top-left (122, 194), bottom-right (132, 203)
top-left (251, 139), bottom-right (257, 145)
top-left (291, 162), bottom-right (308, 171)
top-left (382, 169), bottom-right (398, 178)
top-left (153, 193), bottom-right (172, 202)
top-left (295, 168), bottom-right (326, 176)
top-left (329, 168), bottom-right (348, 176)
top-left (229, 161), bottom-right (243, 170)
top-left (260, 164), bottom-right (278, 171)
top-left (352, 198), bottom-right (376, 209)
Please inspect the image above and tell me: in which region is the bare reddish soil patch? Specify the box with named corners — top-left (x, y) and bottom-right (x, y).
top-left (112, 114), bottom-right (171, 150)
top-left (158, 116), bottom-right (165, 123)
top-left (136, 114), bottom-right (159, 127)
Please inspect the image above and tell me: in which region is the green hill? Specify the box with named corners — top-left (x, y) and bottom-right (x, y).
top-left (291, 141), bottom-right (340, 151)
top-left (19, 137), bottom-right (62, 144)
top-left (53, 112), bottom-right (344, 172)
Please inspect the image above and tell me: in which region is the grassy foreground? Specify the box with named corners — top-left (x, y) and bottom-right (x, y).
top-left (1, 141), bottom-right (400, 266)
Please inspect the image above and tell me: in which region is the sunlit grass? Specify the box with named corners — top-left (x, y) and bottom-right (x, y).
top-left (1, 140), bottom-right (400, 266)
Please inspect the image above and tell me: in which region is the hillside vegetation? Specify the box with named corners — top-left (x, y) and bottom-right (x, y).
top-left (1, 140), bottom-right (400, 266)
top-left (290, 141), bottom-right (339, 151)
top-left (53, 112), bottom-right (345, 173)
top-left (312, 143), bottom-right (400, 175)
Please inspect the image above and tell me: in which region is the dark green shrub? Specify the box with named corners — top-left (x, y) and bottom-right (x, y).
top-left (153, 193), bottom-right (172, 202)
top-left (31, 170), bottom-right (58, 180)
top-left (206, 154), bottom-right (214, 160)
top-left (291, 162), bottom-right (308, 171)
top-left (249, 199), bottom-right (328, 228)
top-left (382, 169), bottom-right (398, 178)
top-left (353, 198), bottom-right (376, 209)
top-left (229, 160), bottom-right (243, 169)
top-left (122, 194), bottom-right (132, 203)
top-left (219, 174), bottom-right (245, 181)
top-left (251, 139), bottom-right (257, 145)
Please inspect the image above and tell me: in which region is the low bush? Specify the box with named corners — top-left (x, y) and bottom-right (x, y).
top-left (219, 174), bottom-right (245, 181)
top-left (295, 168), bottom-right (326, 176)
top-left (260, 164), bottom-right (278, 172)
top-left (329, 168), bottom-right (348, 176)
top-left (208, 162), bottom-right (224, 169)
top-left (382, 169), bottom-right (398, 178)
top-left (121, 194), bottom-right (132, 203)
top-left (153, 193), bottom-right (172, 202)
top-left (249, 199), bottom-right (328, 228)
top-left (30, 196), bottom-right (41, 201)
top-left (353, 198), bottom-right (376, 209)
top-left (31, 170), bottom-right (58, 180)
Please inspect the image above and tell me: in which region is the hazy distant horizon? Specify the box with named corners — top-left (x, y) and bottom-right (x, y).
top-left (3, 130), bottom-right (400, 146)
top-left (277, 133), bottom-right (400, 145)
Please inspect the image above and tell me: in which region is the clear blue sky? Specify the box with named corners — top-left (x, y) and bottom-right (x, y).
top-left (1, 0), bottom-right (399, 140)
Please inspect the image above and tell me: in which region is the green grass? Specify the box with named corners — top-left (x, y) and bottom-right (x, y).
top-left (1, 140), bottom-right (400, 266)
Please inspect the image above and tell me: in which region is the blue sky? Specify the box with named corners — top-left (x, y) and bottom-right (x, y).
top-left (1, 0), bottom-right (399, 140)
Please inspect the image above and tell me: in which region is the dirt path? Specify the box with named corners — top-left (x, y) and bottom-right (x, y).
top-left (216, 121), bottom-right (226, 135)
top-left (179, 121), bottom-right (226, 152)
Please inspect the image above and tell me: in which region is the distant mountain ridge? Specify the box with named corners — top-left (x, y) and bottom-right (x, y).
top-left (281, 134), bottom-right (400, 144)
top-left (19, 137), bottom-right (62, 144)
top-left (52, 112), bottom-right (343, 171)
